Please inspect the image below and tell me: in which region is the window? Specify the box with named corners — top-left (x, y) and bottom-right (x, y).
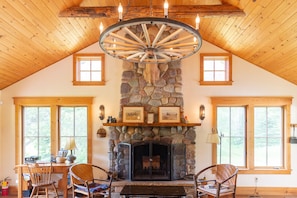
top-left (73, 53), bottom-right (105, 86)
top-left (14, 97), bottom-right (93, 165)
top-left (217, 106), bottom-right (246, 166)
top-left (200, 53), bottom-right (232, 85)
top-left (60, 107), bottom-right (88, 163)
top-left (254, 107), bottom-right (283, 167)
top-left (23, 107), bottom-right (51, 160)
top-left (211, 97), bottom-right (292, 174)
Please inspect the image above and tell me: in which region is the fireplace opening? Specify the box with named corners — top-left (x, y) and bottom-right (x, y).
top-left (132, 141), bottom-right (171, 181)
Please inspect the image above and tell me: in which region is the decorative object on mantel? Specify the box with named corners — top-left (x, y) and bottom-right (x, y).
top-left (158, 106), bottom-right (180, 123)
top-left (290, 124), bottom-right (297, 144)
top-left (147, 113), bottom-right (154, 124)
top-left (98, 0), bottom-right (203, 64)
top-left (123, 106), bottom-right (144, 123)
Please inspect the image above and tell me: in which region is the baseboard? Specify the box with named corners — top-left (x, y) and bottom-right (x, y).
top-left (237, 187), bottom-right (297, 196)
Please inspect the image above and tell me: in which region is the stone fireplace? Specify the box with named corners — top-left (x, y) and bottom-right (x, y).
top-left (106, 61), bottom-right (198, 181)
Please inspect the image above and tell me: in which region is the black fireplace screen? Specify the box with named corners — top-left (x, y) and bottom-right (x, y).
top-left (131, 141), bottom-right (171, 181)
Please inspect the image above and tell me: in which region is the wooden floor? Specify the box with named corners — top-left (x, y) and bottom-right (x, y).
top-left (3, 195), bottom-right (297, 198)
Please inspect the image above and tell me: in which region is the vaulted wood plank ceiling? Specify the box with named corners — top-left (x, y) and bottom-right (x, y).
top-left (0, 0), bottom-right (296, 90)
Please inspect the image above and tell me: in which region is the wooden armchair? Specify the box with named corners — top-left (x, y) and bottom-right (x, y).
top-left (69, 163), bottom-right (113, 198)
top-left (193, 164), bottom-right (238, 198)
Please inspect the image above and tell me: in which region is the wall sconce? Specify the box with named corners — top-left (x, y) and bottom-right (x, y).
top-left (199, 105), bottom-right (205, 121)
top-left (99, 105), bottom-right (105, 120)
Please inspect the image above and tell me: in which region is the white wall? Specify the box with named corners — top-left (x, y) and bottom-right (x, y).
top-left (1, 40), bottom-right (297, 188)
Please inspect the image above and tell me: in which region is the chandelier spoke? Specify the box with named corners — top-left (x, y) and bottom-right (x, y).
top-left (141, 24), bottom-right (151, 47)
top-left (123, 27), bottom-right (147, 47)
top-left (151, 24), bottom-right (167, 48)
top-left (126, 52), bottom-right (145, 60)
top-left (158, 35), bottom-right (196, 47)
top-left (103, 40), bottom-right (142, 48)
top-left (155, 52), bottom-right (172, 62)
top-left (156, 28), bottom-right (183, 47)
top-left (109, 32), bottom-right (142, 46)
top-left (140, 53), bottom-right (149, 62)
top-left (163, 42), bottom-right (200, 49)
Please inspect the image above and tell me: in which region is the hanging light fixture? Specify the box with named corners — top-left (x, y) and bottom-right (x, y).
top-left (98, 1), bottom-right (202, 64)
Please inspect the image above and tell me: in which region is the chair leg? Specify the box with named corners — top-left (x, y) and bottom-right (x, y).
top-left (30, 187), bottom-right (36, 198)
top-left (52, 183), bottom-right (59, 197)
top-left (45, 187), bottom-right (48, 197)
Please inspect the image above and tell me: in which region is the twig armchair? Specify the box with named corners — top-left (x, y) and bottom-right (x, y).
top-left (69, 163), bottom-right (113, 198)
top-left (193, 164), bottom-right (238, 198)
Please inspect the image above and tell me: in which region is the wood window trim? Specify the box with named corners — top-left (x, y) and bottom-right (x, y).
top-left (13, 97), bottom-right (93, 165)
top-left (211, 96), bottom-right (292, 174)
top-left (200, 53), bottom-right (233, 86)
top-left (73, 53), bottom-right (106, 86)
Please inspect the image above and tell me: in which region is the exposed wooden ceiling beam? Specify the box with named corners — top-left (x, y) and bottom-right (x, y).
top-left (59, 3), bottom-right (245, 19)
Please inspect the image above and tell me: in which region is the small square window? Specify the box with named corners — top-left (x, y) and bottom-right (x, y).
top-left (200, 53), bottom-right (232, 85)
top-left (73, 53), bottom-right (105, 86)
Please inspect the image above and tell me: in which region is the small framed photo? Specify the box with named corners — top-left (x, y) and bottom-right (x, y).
top-left (147, 113), bottom-right (154, 124)
top-left (158, 106), bottom-right (180, 123)
top-left (123, 106), bottom-right (144, 123)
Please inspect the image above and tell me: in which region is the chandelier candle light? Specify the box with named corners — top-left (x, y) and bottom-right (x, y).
top-left (99, 1), bottom-right (202, 64)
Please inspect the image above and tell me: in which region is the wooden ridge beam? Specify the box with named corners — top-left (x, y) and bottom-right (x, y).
top-left (59, 4), bottom-right (245, 19)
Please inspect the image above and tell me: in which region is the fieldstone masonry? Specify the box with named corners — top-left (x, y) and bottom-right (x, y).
top-left (108, 60), bottom-right (197, 180)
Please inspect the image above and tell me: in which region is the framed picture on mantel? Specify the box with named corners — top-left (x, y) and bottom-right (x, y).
top-left (123, 106), bottom-right (144, 123)
top-left (158, 106), bottom-right (180, 123)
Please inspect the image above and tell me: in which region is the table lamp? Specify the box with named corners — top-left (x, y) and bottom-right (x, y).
top-left (64, 137), bottom-right (77, 163)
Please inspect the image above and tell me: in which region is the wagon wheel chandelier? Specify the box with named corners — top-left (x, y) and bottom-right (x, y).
top-left (98, 0), bottom-right (202, 64)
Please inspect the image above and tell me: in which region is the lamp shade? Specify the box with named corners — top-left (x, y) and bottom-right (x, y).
top-left (206, 133), bottom-right (220, 144)
top-left (64, 137), bottom-right (77, 150)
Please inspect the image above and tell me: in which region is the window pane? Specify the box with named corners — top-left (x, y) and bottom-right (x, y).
top-left (214, 71), bottom-right (225, 81)
top-left (92, 60), bottom-right (101, 70)
top-left (60, 107), bottom-right (88, 163)
top-left (214, 60), bottom-right (225, 70)
top-left (80, 60), bottom-right (90, 70)
top-left (23, 107), bottom-right (50, 161)
top-left (80, 72), bottom-right (91, 81)
top-left (39, 108), bottom-right (50, 136)
top-left (217, 107), bottom-right (246, 166)
top-left (75, 137), bottom-right (88, 163)
top-left (204, 60), bottom-right (214, 70)
top-left (74, 107), bottom-right (87, 136)
top-left (24, 137), bottom-right (38, 157)
top-left (204, 71), bottom-right (214, 81)
top-left (254, 107), bottom-right (283, 167)
top-left (60, 107), bottom-right (75, 137)
top-left (91, 72), bottom-right (101, 81)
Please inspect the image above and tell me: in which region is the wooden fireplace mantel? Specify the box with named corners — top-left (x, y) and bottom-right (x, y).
top-left (103, 122), bottom-right (201, 127)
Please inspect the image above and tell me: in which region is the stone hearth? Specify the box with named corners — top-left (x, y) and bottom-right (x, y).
top-left (107, 61), bottom-right (197, 181)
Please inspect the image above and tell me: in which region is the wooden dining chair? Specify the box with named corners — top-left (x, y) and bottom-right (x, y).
top-left (27, 163), bottom-right (58, 198)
